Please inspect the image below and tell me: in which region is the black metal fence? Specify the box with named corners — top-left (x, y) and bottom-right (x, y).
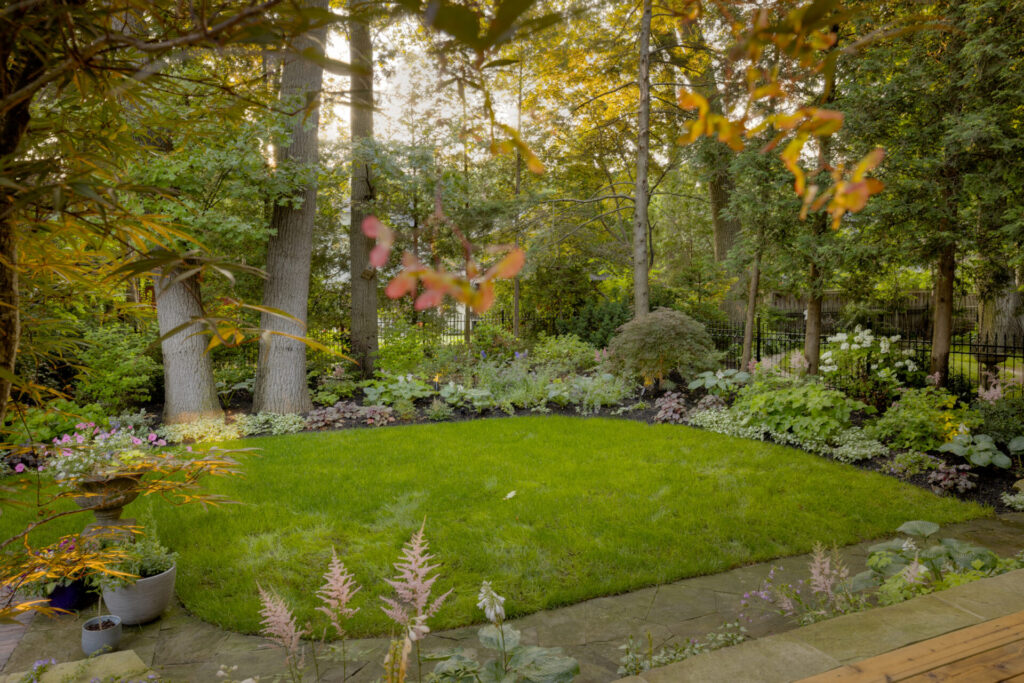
top-left (706, 318), bottom-right (1024, 390)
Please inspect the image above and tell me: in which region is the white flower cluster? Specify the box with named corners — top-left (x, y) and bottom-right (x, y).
top-left (821, 326), bottom-right (915, 376)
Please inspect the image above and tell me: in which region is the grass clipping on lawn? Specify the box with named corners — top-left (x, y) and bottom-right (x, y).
top-left (6, 416), bottom-right (987, 637)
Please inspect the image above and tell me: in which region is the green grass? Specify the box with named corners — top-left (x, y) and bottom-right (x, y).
top-left (2, 416), bottom-right (988, 637)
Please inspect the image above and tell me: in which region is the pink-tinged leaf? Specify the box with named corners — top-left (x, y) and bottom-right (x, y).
top-left (369, 244), bottom-right (390, 268)
top-left (484, 248), bottom-right (525, 280)
top-left (414, 290), bottom-right (445, 310)
top-left (385, 273), bottom-right (417, 299)
top-left (362, 216), bottom-right (383, 239)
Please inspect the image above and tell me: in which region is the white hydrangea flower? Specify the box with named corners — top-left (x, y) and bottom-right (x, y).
top-left (841, 343), bottom-right (850, 351)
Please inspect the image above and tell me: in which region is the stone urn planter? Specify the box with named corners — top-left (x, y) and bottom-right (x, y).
top-left (82, 614), bottom-right (122, 656)
top-left (73, 474), bottom-right (142, 531)
top-left (102, 564), bottom-right (176, 625)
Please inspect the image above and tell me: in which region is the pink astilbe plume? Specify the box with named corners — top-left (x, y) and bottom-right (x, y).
top-left (380, 522), bottom-right (452, 641)
top-left (258, 584), bottom-right (307, 668)
top-left (316, 548), bottom-right (361, 637)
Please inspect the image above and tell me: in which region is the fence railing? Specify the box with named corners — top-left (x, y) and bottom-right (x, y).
top-left (705, 319), bottom-right (1024, 390)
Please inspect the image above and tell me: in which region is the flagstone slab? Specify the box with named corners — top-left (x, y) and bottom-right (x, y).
top-left (0, 650), bottom-right (152, 683)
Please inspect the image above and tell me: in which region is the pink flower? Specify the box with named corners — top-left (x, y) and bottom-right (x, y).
top-left (37, 466), bottom-right (44, 472)
top-left (131, 437), bottom-right (143, 445)
top-left (75, 422), bottom-right (87, 430)
top-left (257, 585), bottom-right (306, 668)
top-left (156, 439), bottom-right (166, 447)
top-left (380, 522), bottom-right (451, 642)
top-left (147, 433), bottom-right (157, 442)
top-left (317, 549), bottom-right (361, 638)
top-left (14, 464), bottom-right (25, 473)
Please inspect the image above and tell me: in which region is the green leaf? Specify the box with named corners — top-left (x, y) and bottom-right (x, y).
top-left (479, 623), bottom-right (521, 651)
top-left (1009, 436), bottom-right (1024, 454)
top-left (507, 645), bottom-right (579, 683)
top-left (897, 520), bottom-right (940, 538)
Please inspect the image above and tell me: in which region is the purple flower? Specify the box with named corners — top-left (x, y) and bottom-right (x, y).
top-left (147, 433), bottom-right (157, 443)
top-left (131, 437), bottom-right (143, 445)
top-left (14, 463), bottom-right (25, 473)
top-left (156, 439), bottom-right (167, 446)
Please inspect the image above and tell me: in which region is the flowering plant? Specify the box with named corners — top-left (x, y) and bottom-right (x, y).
top-left (43, 423), bottom-right (168, 486)
top-left (820, 327), bottom-right (923, 407)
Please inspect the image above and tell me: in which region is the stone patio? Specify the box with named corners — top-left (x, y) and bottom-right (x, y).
top-left (4, 514), bottom-right (1023, 682)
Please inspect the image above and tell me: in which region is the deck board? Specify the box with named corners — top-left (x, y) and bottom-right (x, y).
top-left (801, 610), bottom-right (1024, 682)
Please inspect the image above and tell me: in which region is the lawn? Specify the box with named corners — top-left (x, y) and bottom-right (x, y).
top-left (3, 416), bottom-right (988, 637)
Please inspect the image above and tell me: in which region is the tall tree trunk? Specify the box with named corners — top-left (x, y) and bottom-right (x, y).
top-left (708, 162), bottom-right (741, 263)
top-left (155, 268), bottom-right (223, 423)
top-left (0, 215), bottom-right (17, 427)
top-left (741, 251), bottom-right (761, 369)
top-left (349, 8), bottom-right (377, 378)
top-left (0, 87), bottom-right (35, 426)
top-left (253, 2), bottom-right (327, 413)
top-left (804, 263), bottom-right (822, 375)
top-left (632, 0), bottom-right (652, 319)
top-left (513, 57), bottom-right (523, 339)
top-left (930, 242), bottom-right (956, 385)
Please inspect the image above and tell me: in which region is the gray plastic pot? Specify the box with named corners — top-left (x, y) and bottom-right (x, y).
top-left (82, 615), bottom-right (122, 656)
top-left (102, 564), bottom-right (176, 625)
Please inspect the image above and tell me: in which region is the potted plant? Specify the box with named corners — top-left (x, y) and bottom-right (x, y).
top-left (17, 536), bottom-right (96, 612)
top-left (97, 531), bottom-right (178, 625)
top-left (82, 607), bottom-right (122, 656)
top-left (44, 423), bottom-right (168, 530)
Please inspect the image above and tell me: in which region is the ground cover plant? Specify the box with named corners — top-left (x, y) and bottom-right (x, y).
top-left (0, 417), bottom-right (986, 639)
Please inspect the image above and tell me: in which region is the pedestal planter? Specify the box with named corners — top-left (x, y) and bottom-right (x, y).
top-left (82, 615), bottom-right (122, 656)
top-left (73, 474), bottom-right (142, 536)
top-left (102, 564), bottom-right (176, 625)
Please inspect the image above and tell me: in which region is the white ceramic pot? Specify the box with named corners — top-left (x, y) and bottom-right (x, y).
top-left (102, 564), bottom-right (176, 625)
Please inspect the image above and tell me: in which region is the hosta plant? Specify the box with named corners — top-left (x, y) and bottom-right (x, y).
top-left (939, 433), bottom-right (1011, 469)
top-left (687, 369), bottom-right (750, 398)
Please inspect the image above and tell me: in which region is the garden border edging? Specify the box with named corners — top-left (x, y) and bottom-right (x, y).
top-left (616, 567), bottom-right (1024, 682)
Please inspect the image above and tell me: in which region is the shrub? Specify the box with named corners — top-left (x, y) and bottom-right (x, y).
top-left (818, 327), bottom-right (923, 408)
top-left (569, 373), bottom-right (633, 414)
top-left (157, 418), bottom-right (241, 443)
top-left (688, 369), bottom-right (750, 398)
top-left (362, 374), bottom-right (433, 406)
top-left (425, 398), bottom-right (454, 421)
top-left (829, 428), bottom-right (888, 463)
top-left (531, 333), bottom-right (598, 374)
top-left (731, 378), bottom-right (866, 446)
top-left (377, 319), bottom-right (431, 376)
top-left (76, 323), bottom-right (160, 411)
top-left (2, 399), bottom-right (108, 445)
top-left (882, 451), bottom-right (941, 478)
top-left (417, 342), bottom-right (475, 382)
top-left (974, 396), bottom-right (1024, 447)
top-left (555, 297), bottom-right (631, 348)
top-left (214, 361), bottom-right (255, 407)
top-left (1001, 491), bottom-right (1024, 511)
top-left (470, 322), bottom-right (521, 361)
top-left (869, 387), bottom-right (972, 452)
top-left (606, 308), bottom-right (718, 383)
top-left (393, 398), bottom-right (418, 421)
top-left (235, 413), bottom-right (306, 437)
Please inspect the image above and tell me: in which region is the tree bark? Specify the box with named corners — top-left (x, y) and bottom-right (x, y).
top-left (349, 8), bottom-right (377, 378)
top-left (708, 162), bottom-right (741, 263)
top-left (930, 243), bottom-right (956, 385)
top-left (252, 0), bottom-right (327, 413)
top-left (0, 214), bottom-right (18, 427)
top-left (632, 0), bottom-right (652, 319)
top-left (804, 266), bottom-right (822, 375)
top-left (155, 268), bottom-right (223, 423)
top-left (741, 251), bottom-right (761, 369)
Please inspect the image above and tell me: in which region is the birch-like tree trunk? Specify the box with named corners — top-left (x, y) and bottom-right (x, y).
top-left (632, 0), bottom-right (652, 319)
top-left (349, 8), bottom-right (377, 378)
top-left (252, 0), bottom-right (327, 413)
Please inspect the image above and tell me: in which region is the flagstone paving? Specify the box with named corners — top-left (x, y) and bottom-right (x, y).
top-left (5, 514), bottom-right (1024, 682)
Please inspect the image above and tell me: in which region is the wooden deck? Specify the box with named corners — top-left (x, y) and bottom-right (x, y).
top-left (801, 610), bottom-right (1024, 682)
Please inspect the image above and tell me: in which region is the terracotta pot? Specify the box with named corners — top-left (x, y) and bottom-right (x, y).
top-left (73, 474), bottom-right (142, 525)
top-left (102, 564), bottom-right (176, 625)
